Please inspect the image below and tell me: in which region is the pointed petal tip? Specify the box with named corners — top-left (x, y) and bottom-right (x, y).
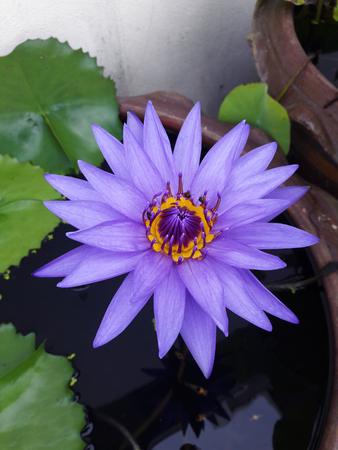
top-left (91, 123), bottom-right (106, 138)
top-left (158, 349), bottom-right (167, 359)
top-left (77, 160), bottom-right (87, 172)
top-left (31, 267), bottom-right (53, 278)
top-left (233, 119), bottom-right (246, 128)
top-left (93, 330), bottom-right (109, 348)
top-left (202, 364), bottom-right (213, 379)
top-left (127, 111), bottom-right (135, 122)
top-left (309, 235), bottom-right (320, 246)
top-left (44, 173), bottom-right (61, 188)
top-left (266, 322), bottom-right (273, 332)
top-left (123, 124), bottom-right (137, 143)
top-left (43, 200), bottom-right (56, 212)
top-left (92, 337), bottom-right (102, 348)
top-left (290, 314), bottom-right (300, 325)
top-left (193, 100), bottom-right (201, 112)
top-left (277, 310), bottom-right (299, 325)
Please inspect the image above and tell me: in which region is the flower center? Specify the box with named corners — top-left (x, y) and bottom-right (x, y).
top-left (143, 173), bottom-right (221, 263)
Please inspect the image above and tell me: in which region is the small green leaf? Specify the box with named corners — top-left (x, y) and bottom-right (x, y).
top-left (0, 155), bottom-right (61, 272)
top-left (284, 0), bottom-right (306, 5)
top-left (218, 83), bottom-right (291, 155)
top-left (0, 323), bottom-right (85, 449)
top-left (334, 4), bottom-right (338, 21)
top-left (0, 38), bottom-right (122, 173)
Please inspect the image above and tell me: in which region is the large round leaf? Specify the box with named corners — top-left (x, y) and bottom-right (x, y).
top-left (218, 83), bottom-right (290, 155)
top-left (0, 323), bottom-right (85, 449)
top-left (0, 155), bottom-right (61, 273)
top-left (0, 38), bottom-right (122, 173)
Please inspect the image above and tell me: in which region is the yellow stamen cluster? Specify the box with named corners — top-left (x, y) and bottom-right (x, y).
top-left (145, 195), bottom-right (218, 263)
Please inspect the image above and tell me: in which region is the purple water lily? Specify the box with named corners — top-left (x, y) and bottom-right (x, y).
top-left (33, 101), bottom-right (319, 378)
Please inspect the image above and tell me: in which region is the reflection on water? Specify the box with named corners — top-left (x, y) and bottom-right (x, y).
top-left (152, 394), bottom-right (281, 450)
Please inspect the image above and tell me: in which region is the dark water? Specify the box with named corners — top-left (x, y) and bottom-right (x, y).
top-left (294, 4), bottom-right (338, 88)
top-left (0, 213), bottom-right (332, 450)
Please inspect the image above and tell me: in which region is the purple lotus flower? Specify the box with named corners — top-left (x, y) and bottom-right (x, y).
top-left (33, 101), bottom-right (319, 378)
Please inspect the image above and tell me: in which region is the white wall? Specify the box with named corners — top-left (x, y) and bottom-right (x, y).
top-left (0, 0), bottom-right (258, 118)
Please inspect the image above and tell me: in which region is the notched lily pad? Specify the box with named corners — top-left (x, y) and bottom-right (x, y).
top-left (0, 154), bottom-right (61, 273)
top-left (0, 323), bottom-right (85, 449)
top-left (218, 83), bottom-right (290, 155)
top-left (0, 38), bottom-right (122, 173)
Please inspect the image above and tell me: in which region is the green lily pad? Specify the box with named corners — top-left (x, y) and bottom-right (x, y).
top-left (0, 323), bottom-right (85, 449)
top-left (0, 154), bottom-right (60, 273)
top-left (0, 323), bottom-right (35, 378)
top-left (0, 38), bottom-right (122, 173)
top-left (218, 83), bottom-right (290, 155)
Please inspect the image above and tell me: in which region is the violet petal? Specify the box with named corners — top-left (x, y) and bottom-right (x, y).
top-left (154, 264), bottom-right (186, 358)
top-left (32, 245), bottom-right (91, 278)
top-left (92, 124), bottom-right (131, 180)
top-left (66, 220), bottom-right (149, 252)
top-left (78, 160), bottom-right (147, 223)
top-left (44, 174), bottom-right (101, 201)
top-left (219, 164), bottom-right (299, 215)
top-left (123, 124), bottom-right (165, 199)
top-left (208, 237), bottom-right (286, 270)
top-left (261, 186), bottom-right (309, 222)
top-left (144, 101), bottom-right (177, 190)
top-left (173, 102), bottom-right (202, 188)
top-left (177, 258), bottom-right (228, 335)
top-left (180, 291), bottom-right (217, 378)
top-left (223, 223), bottom-right (319, 249)
top-left (127, 111), bottom-right (144, 149)
top-left (210, 257), bottom-right (272, 330)
top-left (233, 123), bottom-right (251, 159)
top-left (93, 272), bottom-right (149, 347)
top-left (238, 269), bottom-right (299, 323)
top-left (216, 198), bottom-right (291, 231)
top-left (58, 249), bottom-right (149, 287)
top-left (229, 141), bottom-right (277, 185)
top-left (190, 121), bottom-right (247, 206)
top-left (131, 251), bottom-right (173, 302)
top-left (43, 200), bottom-right (125, 230)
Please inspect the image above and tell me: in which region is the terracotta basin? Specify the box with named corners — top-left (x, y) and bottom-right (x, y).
top-left (118, 91), bottom-right (338, 450)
